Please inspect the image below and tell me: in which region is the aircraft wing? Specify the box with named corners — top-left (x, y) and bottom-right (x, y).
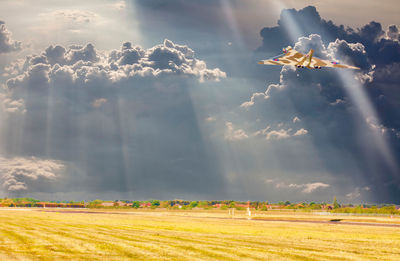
top-left (258, 48), bottom-right (305, 66)
top-left (309, 56), bottom-right (360, 69)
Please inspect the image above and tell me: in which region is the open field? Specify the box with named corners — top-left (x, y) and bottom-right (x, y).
top-left (0, 209), bottom-right (400, 260)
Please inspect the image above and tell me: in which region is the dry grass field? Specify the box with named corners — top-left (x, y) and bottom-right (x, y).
top-left (0, 208), bottom-right (399, 260)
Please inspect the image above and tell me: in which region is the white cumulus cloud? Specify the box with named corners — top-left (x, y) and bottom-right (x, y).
top-left (0, 21), bottom-right (21, 53)
top-left (224, 121), bottom-right (248, 141)
top-left (275, 181), bottom-right (330, 193)
top-left (293, 128), bottom-right (308, 136)
top-left (0, 156), bottom-right (64, 192)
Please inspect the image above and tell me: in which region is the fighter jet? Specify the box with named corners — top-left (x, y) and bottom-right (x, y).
top-left (258, 47), bottom-right (360, 70)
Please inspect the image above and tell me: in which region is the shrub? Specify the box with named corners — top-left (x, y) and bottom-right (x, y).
top-left (189, 201), bottom-right (198, 208)
top-left (132, 201), bottom-right (140, 208)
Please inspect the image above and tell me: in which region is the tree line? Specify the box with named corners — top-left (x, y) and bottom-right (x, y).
top-left (0, 197), bottom-right (399, 214)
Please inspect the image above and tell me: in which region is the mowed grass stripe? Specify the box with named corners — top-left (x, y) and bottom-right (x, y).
top-left (0, 215), bottom-right (396, 260)
top-left (0, 213), bottom-right (384, 260)
top-left (79, 219), bottom-right (296, 260)
top-left (115, 216), bottom-right (400, 260)
top-left (14, 213), bottom-right (275, 260)
top-left (69, 222), bottom-right (259, 260)
top-left (0, 210), bottom-right (399, 260)
top-left (1, 220), bottom-right (161, 260)
top-left (0, 223), bottom-right (104, 259)
top-left (47, 217), bottom-right (376, 258)
top-left (2, 214), bottom-right (284, 260)
top-left (4, 219), bottom-right (179, 260)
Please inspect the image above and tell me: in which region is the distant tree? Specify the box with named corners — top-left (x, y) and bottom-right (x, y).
top-left (251, 201), bottom-right (261, 209)
top-left (189, 201), bottom-right (198, 208)
top-left (333, 196), bottom-right (340, 209)
top-left (228, 202), bottom-right (236, 208)
top-left (132, 201), bottom-right (140, 208)
top-left (198, 201), bottom-right (211, 209)
top-left (160, 201), bottom-right (170, 208)
top-left (151, 200), bottom-right (160, 207)
top-left (284, 201), bottom-right (291, 206)
top-left (89, 199), bottom-right (103, 208)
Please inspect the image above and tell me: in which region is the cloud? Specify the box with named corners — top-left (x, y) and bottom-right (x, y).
top-left (263, 178), bottom-right (275, 184)
top-left (224, 121), bottom-right (248, 141)
top-left (255, 5), bottom-right (400, 133)
top-left (0, 156), bottom-right (64, 192)
top-left (1, 39), bottom-right (227, 198)
top-left (366, 117), bottom-right (400, 138)
top-left (239, 30), bottom-right (400, 202)
top-left (265, 129), bottom-right (291, 140)
top-left (252, 124), bottom-right (308, 140)
top-left (133, 0), bottom-right (234, 38)
top-left (37, 10), bottom-right (101, 34)
top-left (346, 186), bottom-right (371, 200)
top-left (0, 21), bottom-right (21, 53)
top-left (293, 128), bottom-right (308, 136)
top-left (327, 39), bottom-right (371, 72)
top-left (386, 25), bottom-right (400, 41)
top-left (292, 116), bottom-right (301, 123)
top-left (275, 181), bottom-right (330, 193)
top-left (0, 93), bottom-right (26, 114)
top-left (297, 182), bottom-right (330, 193)
top-left (257, 6), bottom-right (399, 62)
top-left (1, 4), bottom-right (399, 202)
top-left (112, 1), bottom-right (126, 10)
top-left (48, 10), bottom-right (98, 24)
top-left (6, 39), bottom-right (225, 100)
top-left (245, 5), bottom-right (400, 203)
top-left (206, 116), bottom-right (216, 122)
top-left (92, 98), bottom-right (107, 108)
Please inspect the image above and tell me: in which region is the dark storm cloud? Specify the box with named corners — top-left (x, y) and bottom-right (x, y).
top-left (135, 0), bottom-right (222, 30)
top-left (2, 39), bottom-right (226, 198)
top-left (1, 4), bottom-right (399, 203)
top-left (132, 0), bottom-right (274, 82)
top-left (387, 25), bottom-right (400, 41)
top-left (243, 32), bottom-right (400, 202)
top-left (254, 6), bottom-right (400, 202)
top-left (0, 21), bottom-right (21, 54)
top-left (258, 6), bottom-right (400, 65)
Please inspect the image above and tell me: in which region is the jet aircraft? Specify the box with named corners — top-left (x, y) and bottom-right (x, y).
top-left (258, 47), bottom-right (360, 70)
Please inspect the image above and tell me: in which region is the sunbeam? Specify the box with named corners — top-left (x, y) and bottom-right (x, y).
top-left (220, 0), bottom-right (245, 48)
top-left (337, 70), bottom-right (399, 175)
top-left (270, 0), bottom-right (303, 44)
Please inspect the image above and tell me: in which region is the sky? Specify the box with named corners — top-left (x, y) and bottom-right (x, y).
top-left (0, 0), bottom-right (399, 203)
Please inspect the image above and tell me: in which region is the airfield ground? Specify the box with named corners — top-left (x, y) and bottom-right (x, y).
top-left (0, 208), bottom-right (399, 260)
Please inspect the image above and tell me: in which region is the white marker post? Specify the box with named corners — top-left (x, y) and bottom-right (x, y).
top-left (229, 208), bottom-right (235, 218)
top-left (247, 201), bottom-right (251, 219)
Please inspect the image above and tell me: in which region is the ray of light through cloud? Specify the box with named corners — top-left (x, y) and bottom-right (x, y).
top-left (337, 70), bottom-right (399, 175)
top-left (220, 0), bottom-right (245, 48)
top-left (270, 0), bottom-right (303, 44)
